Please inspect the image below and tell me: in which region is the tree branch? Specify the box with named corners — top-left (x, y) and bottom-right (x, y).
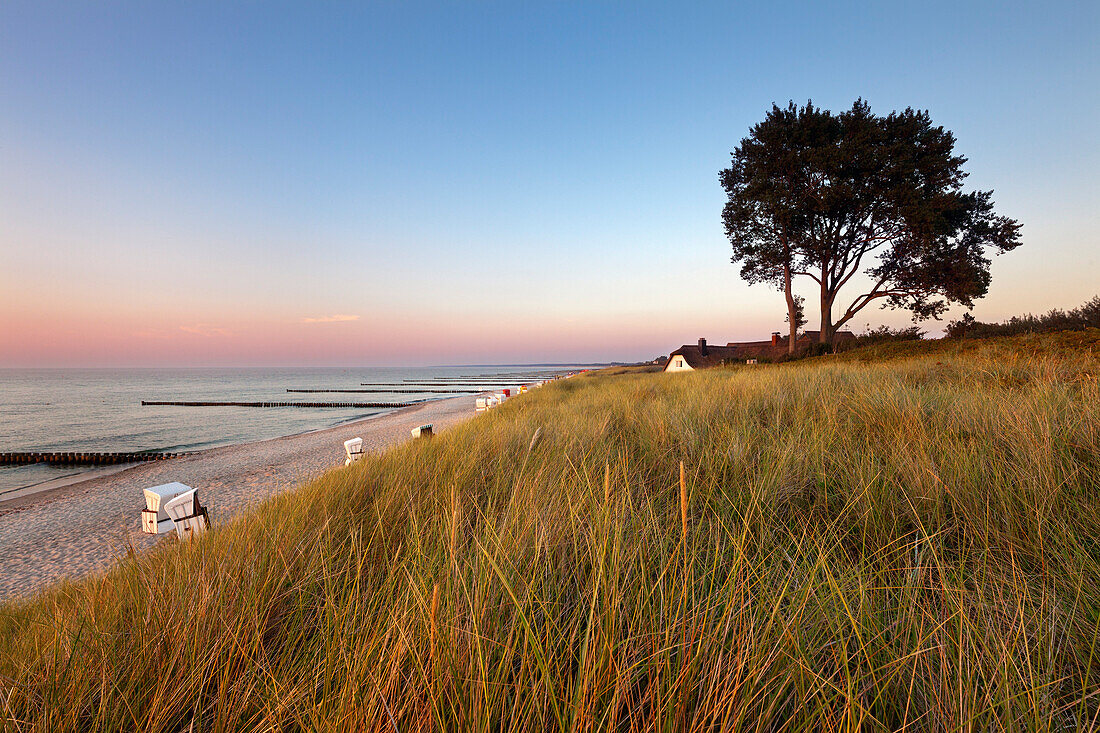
top-left (836, 275), bottom-right (892, 328)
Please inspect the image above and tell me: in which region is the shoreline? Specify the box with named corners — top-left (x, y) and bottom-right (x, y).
top-left (0, 463), bottom-right (140, 507)
top-left (0, 397), bottom-right (458, 517)
top-left (0, 393), bottom-right (479, 601)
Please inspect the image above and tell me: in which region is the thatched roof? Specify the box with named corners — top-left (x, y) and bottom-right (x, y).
top-left (667, 331), bottom-right (856, 369)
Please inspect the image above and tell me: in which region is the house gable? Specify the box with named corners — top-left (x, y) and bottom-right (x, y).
top-left (664, 353), bottom-right (693, 372)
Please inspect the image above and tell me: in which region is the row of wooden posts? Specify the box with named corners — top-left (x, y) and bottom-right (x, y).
top-left (141, 400), bottom-right (421, 408)
top-left (288, 388), bottom-right (481, 394)
top-left (0, 451), bottom-right (189, 466)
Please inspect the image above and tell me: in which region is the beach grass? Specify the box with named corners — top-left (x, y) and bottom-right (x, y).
top-left (2, 331), bottom-right (1099, 730)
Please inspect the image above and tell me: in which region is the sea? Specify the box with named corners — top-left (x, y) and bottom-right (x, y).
top-left (0, 366), bottom-right (576, 498)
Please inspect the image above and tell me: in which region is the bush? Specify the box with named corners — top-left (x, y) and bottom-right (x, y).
top-left (855, 324), bottom-right (925, 344)
top-left (947, 295), bottom-right (1100, 339)
top-left (804, 342), bottom-right (834, 357)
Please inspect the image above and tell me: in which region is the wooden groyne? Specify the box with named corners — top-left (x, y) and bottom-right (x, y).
top-left (141, 400), bottom-right (420, 408)
top-left (288, 388), bottom-right (481, 394)
top-left (0, 451), bottom-right (189, 466)
top-left (359, 383), bottom-right (494, 387)
top-left (403, 377), bottom-right (555, 382)
top-left (399, 378), bottom-right (563, 385)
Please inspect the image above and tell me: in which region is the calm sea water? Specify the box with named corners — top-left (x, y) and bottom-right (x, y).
top-left (0, 366), bottom-right (569, 495)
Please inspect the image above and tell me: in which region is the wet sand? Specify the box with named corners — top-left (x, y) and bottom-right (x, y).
top-left (0, 395), bottom-right (477, 602)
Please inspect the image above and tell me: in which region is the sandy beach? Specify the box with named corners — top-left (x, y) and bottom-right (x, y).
top-left (0, 394), bottom-right (477, 602)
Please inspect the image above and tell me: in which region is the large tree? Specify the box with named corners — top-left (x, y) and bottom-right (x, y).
top-left (721, 100), bottom-right (1022, 345)
top-left (719, 102), bottom-right (814, 354)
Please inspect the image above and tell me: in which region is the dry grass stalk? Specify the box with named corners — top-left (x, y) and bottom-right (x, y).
top-left (604, 462), bottom-right (611, 505)
top-left (430, 582), bottom-right (439, 659)
top-left (680, 460), bottom-right (688, 541)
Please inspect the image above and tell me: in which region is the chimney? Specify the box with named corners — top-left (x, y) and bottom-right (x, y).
top-left (771, 332), bottom-right (781, 346)
top-left (698, 337), bottom-right (708, 356)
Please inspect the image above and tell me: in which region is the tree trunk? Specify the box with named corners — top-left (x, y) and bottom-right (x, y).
top-left (783, 263), bottom-right (797, 355)
top-left (820, 282), bottom-right (835, 346)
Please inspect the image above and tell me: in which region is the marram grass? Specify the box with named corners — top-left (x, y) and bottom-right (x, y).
top-left (2, 332), bottom-right (1099, 731)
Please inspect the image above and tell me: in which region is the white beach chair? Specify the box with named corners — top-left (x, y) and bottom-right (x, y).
top-left (141, 481), bottom-right (191, 534)
top-left (163, 489), bottom-right (209, 540)
top-left (344, 437), bottom-right (364, 466)
top-left (411, 423), bottom-right (433, 438)
top-left (475, 398), bottom-right (488, 413)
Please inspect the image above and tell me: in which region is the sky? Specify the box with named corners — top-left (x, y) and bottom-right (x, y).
top-left (1, 1), bottom-right (1097, 367)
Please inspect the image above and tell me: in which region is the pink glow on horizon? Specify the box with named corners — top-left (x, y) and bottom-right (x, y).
top-left (0, 306), bottom-right (751, 367)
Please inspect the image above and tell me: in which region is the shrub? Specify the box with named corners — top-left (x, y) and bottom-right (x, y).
top-left (855, 324), bottom-right (925, 344)
top-left (948, 295), bottom-right (1100, 338)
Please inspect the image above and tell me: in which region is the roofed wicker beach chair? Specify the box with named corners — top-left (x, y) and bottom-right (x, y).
top-left (344, 437), bottom-right (364, 466)
top-left (163, 488), bottom-right (209, 540)
top-left (141, 481), bottom-right (191, 534)
top-left (411, 423), bottom-right (433, 438)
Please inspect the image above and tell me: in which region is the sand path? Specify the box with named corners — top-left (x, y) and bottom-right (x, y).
top-left (0, 395), bottom-right (476, 602)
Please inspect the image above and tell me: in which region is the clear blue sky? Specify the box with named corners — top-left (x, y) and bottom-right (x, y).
top-left (1, 1), bottom-right (1097, 366)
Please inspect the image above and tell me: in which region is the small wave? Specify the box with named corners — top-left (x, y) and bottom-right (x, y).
top-left (330, 411), bottom-right (380, 427)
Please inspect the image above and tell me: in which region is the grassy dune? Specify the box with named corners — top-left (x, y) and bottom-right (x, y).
top-left (2, 333), bottom-right (1099, 730)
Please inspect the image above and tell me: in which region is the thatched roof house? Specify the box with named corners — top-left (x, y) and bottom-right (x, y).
top-left (664, 331), bottom-right (855, 372)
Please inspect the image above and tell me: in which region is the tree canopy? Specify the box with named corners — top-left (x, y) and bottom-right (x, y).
top-left (721, 100), bottom-right (1022, 344)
